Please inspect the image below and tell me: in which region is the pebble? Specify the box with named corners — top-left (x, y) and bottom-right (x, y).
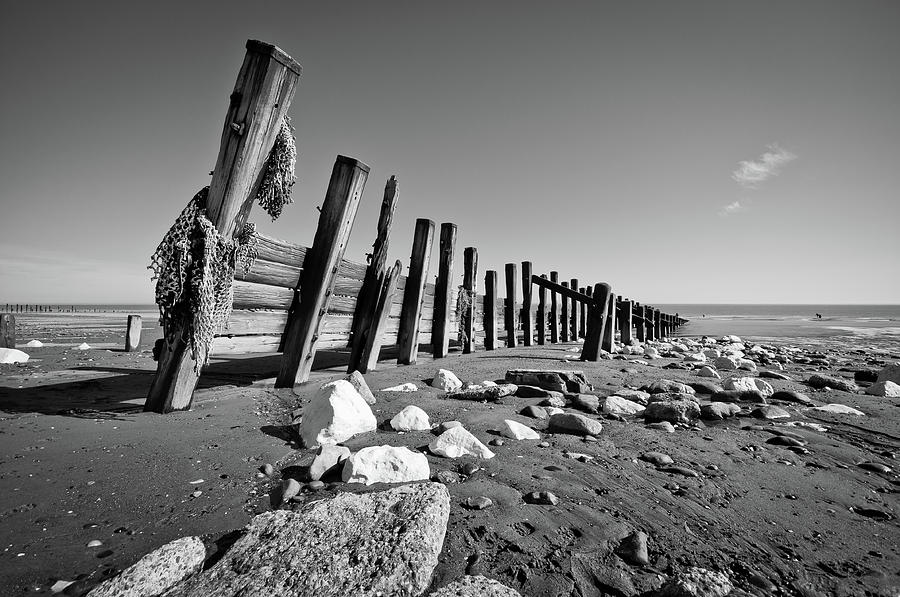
top-left (306, 480), bottom-right (325, 491)
top-left (459, 462), bottom-right (480, 476)
top-left (260, 463), bottom-right (274, 477)
top-left (648, 421), bottom-right (676, 433)
top-left (191, 490), bottom-right (203, 498)
top-left (520, 405), bottom-right (548, 419)
top-left (86, 540), bottom-right (103, 548)
top-left (538, 441), bottom-right (551, 448)
top-left (616, 530), bottom-right (650, 566)
top-left (640, 452), bottom-right (674, 466)
top-left (433, 470), bottom-right (463, 484)
top-left (523, 491), bottom-right (559, 505)
top-left (465, 496), bottom-right (493, 510)
top-left (659, 466), bottom-right (699, 478)
top-left (488, 438), bottom-right (504, 447)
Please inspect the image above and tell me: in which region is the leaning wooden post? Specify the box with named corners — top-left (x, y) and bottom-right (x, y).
top-left (521, 261), bottom-right (533, 346)
top-left (348, 176), bottom-right (398, 371)
top-left (397, 218), bottom-right (436, 365)
top-left (504, 263), bottom-right (518, 348)
top-left (147, 41), bottom-right (302, 412)
top-left (579, 287), bottom-right (587, 338)
top-left (461, 248), bottom-right (478, 353)
top-left (0, 314), bottom-right (14, 349)
top-left (124, 315), bottom-right (142, 352)
top-left (620, 299), bottom-right (633, 345)
top-left (431, 223), bottom-right (457, 359)
top-left (549, 271), bottom-right (559, 343)
top-left (359, 260), bottom-right (402, 373)
top-left (581, 283), bottom-right (611, 361)
top-left (602, 291), bottom-right (616, 353)
top-left (537, 274), bottom-right (548, 345)
top-left (484, 270), bottom-right (498, 350)
top-left (560, 282), bottom-right (570, 342)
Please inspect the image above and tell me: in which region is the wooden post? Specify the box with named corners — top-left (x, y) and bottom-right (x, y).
top-left (397, 218), bottom-right (436, 365)
top-left (359, 261), bottom-right (402, 373)
top-left (125, 315), bottom-right (142, 352)
top-left (602, 291), bottom-right (616, 353)
top-left (620, 300), bottom-right (633, 345)
top-left (484, 270), bottom-right (498, 350)
top-left (569, 278), bottom-right (579, 341)
top-left (504, 263), bottom-right (518, 348)
top-left (462, 247), bottom-right (478, 353)
top-left (147, 40), bottom-right (302, 413)
top-left (537, 274), bottom-right (547, 345)
top-left (521, 261), bottom-right (533, 346)
top-left (579, 287), bottom-right (587, 338)
top-left (549, 271), bottom-right (559, 343)
top-left (0, 314), bottom-right (14, 349)
top-left (276, 156), bottom-right (370, 387)
top-left (634, 304), bottom-right (646, 342)
top-left (348, 176), bottom-right (398, 372)
top-left (581, 283), bottom-right (611, 361)
top-left (560, 282), bottom-right (570, 342)
top-left (431, 223), bottom-right (457, 359)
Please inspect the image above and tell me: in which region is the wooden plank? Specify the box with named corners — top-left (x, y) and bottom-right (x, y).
top-left (620, 299), bottom-right (633, 345)
top-left (225, 309), bottom-right (288, 335)
top-left (125, 315), bottom-right (142, 352)
top-left (236, 258), bottom-right (301, 288)
top-left (0, 314), bottom-right (14, 349)
top-left (570, 278), bottom-right (579, 340)
top-left (602, 291), bottom-right (616, 352)
top-left (360, 260), bottom-right (402, 372)
top-left (560, 281), bottom-right (570, 342)
top-left (462, 247), bottom-right (478, 354)
top-left (484, 270), bottom-right (498, 350)
top-left (348, 176), bottom-right (399, 372)
top-left (146, 40), bottom-right (301, 414)
top-left (255, 233), bottom-right (307, 267)
top-left (581, 283), bottom-right (612, 361)
top-left (549, 271), bottom-right (559, 344)
top-left (432, 223), bottom-right (457, 359)
top-left (397, 218), bottom-right (435, 365)
top-left (531, 275), bottom-right (592, 305)
top-left (505, 263), bottom-right (518, 348)
top-left (233, 279), bottom-right (295, 310)
top-left (521, 261), bottom-right (533, 347)
top-left (537, 274), bottom-right (547, 345)
top-left (276, 155), bottom-right (369, 387)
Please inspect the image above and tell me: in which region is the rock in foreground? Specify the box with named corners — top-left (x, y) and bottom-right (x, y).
top-left (430, 575), bottom-right (522, 596)
top-left (300, 380), bottom-right (377, 448)
top-left (342, 446), bottom-right (430, 485)
top-left (165, 483), bottom-right (450, 597)
top-left (86, 536), bottom-right (205, 597)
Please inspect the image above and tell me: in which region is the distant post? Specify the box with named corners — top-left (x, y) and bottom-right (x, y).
top-left (462, 247), bottom-right (478, 353)
top-left (569, 278), bottom-right (579, 341)
top-left (125, 315), bottom-right (142, 352)
top-left (634, 303), bottom-right (646, 342)
top-left (537, 274), bottom-right (548, 345)
top-left (484, 270), bottom-right (498, 351)
top-left (620, 300), bottom-right (633, 345)
top-left (560, 282), bottom-right (570, 342)
top-left (579, 287), bottom-right (587, 338)
top-left (521, 261), bottom-right (533, 346)
top-left (0, 314), bottom-right (14, 349)
top-left (549, 271), bottom-right (559, 343)
top-left (504, 263), bottom-right (518, 348)
top-left (601, 292), bottom-right (616, 353)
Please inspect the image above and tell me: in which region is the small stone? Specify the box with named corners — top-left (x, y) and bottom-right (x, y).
top-left (429, 427), bottom-right (495, 459)
top-left (640, 452), bottom-right (674, 466)
top-left (648, 421), bottom-right (676, 433)
top-left (430, 575), bottom-right (522, 596)
top-left (381, 382), bottom-right (419, 392)
top-left (279, 479), bottom-right (301, 505)
top-left (300, 380), bottom-right (377, 448)
top-left (341, 445), bottom-right (431, 485)
top-left (260, 463), bottom-right (274, 477)
top-left (191, 490), bottom-right (202, 498)
top-left (807, 374), bottom-right (858, 392)
top-left (646, 379), bottom-right (695, 395)
top-left (659, 466), bottom-right (699, 478)
top-left (723, 377), bottom-right (774, 397)
top-left (602, 396), bottom-right (646, 416)
top-left (445, 384), bottom-right (517, 402)
top-left (770, 390), bottom-right (812, 405)
top-left (306, 480), bottom-right (325, 491)
top-left (501, 419), bottom-right (540, 440)
top-left (459, 462), bottom-right (480, 476)
top-left (390, 405), bottom-right (431, 431)
top-left (431, 369), bottom-right (463, 392)
top-left (505, 369), bottom-right (591, 393)
top-left (488, 438), bottom-right (504, 447)
top-left (87, 540), bottom-right (103, 548)
top-left (464, 496), bottom-right (493, 510)
top-left (548, 413), bottom-right (603, 436)
top-left (616, 530), bottom-right (650, 566)
top-left (520, 405), bottom-right (548, 419)
top-left (572, 393), bottom-right (601, 413)
top-left (854, 369), bottom-right (879, 383)
top-left (432, 470), bottom-right (462, 484)
top-left (523, 491), bottom-right (559, 505)
top-left (538, 441), bottom-right (551, 448)
top-left (751, 405), bottom-right (791, 420)
top-left (859, 462), bottom-right (892, 474)
top-left (700, 402), bottom-right (741, 420)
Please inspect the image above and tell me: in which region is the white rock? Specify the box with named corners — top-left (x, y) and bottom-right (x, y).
top-left (501, 419), bottom-right (540, 440)
top-left (75, 342), bottom-right (91, 350)
top-left (737, 358), bottom-right (757, 371)
top-left (811, 404), bottom-right (865, 416)
top-left (865, 380), bottom-right (900, 398)
top-left (390, 405), bottom-right (431, 431)
top-left (309, 445), bottom-right (351, 481)
top-left (722, 335), bottom-right (742, 343)
top-left (0, 348), bottom-right (29, 364)
top-left (602, 396), bottom-right (646, 416)
top-left (85, 536), bottom-right (205, 597)
top-left (431, 369), bottom-right (463, 392)
top-left (644, 347), bottom-right (660, 359)
top-left (696, 366), bottom-right (721, 379)
top-left (341, 446), bottom-right (430, 485)
top-left (723, 377), bottom-right (773, 397)
top-left (428, 426), bottom-right (495, 459)
top-left (545, 407), bottom-right (565, 416)
top-left (713, 356), bottom-right (741, 370)
top-left (25, 340), bottom-right (43, 348)
top-left (381, 382), bottom-right (418, 392)
top-left (683, 353), bottom-right (706, 363)
top-left (875, 364), bottom-right (900, 385)
top-left (299, 380), bottom-right (377, 448)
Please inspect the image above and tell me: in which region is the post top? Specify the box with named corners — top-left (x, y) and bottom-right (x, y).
top-left (336, 154), bottom-right (371, 174)
top-left (246, 40), bottom-right (303, 76)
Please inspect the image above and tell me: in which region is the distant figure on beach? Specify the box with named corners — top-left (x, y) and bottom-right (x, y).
top-left (815, 313), bottom-right (822, 319)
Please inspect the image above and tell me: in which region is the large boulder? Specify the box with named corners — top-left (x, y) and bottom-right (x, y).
top-left (390, 405), bottom-right (431, 431)
top-left (0, 348), bottom-right (29, 364)
top-left (429, 426), bottom-right (495, 459)
top-left (548, 413), bottom-right (603, 436)
top-left (430, 575), bottom-right (522, 596)
top-left (808, 374), bottom-right (858, 392)
top-left (299, 380), bottom-right (377, 448)
top-left (505, 369), bottom-right (591, 393)
top-left (431, 369), bottom-right (463, 392)
top-left (342, 446), bottom-right (430, 485)
top-left (86, 537), bottom-right (205, 597)
top-left (723, 377), bottom-right (774, 397)
top-left (165, 483), bottom-right (450, 597)
top-left (866, 380), bottom-right (900, 397)
top-left (644, 400), bottom-right (700, 425)
top-left (875, 363), bottom-right (900, 385)
top-left (602, 396), bottom-right (646, 416)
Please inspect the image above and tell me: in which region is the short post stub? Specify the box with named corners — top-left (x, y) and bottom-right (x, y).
top-left (125, 315), bottom-right (142, 352)
top-left (0, 314), bottom-right (15, 349)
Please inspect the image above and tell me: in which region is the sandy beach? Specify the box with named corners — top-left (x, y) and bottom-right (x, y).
top-left (1, 312), bottom-right (898, 596)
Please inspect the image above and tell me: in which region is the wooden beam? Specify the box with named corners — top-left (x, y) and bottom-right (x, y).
top-left (359, 261), bottom-right (402, 373)
top-left (620, 299), bottom-right (633, 345)
top-left (505, 263), bottom-right (518, 348)
top-left (549, 271), bottom-right (559, 343)
top-left (125, 315), bottom-right (142, 352)
top-left (462, 247), bottom-right (478, 353)
top-left (569, 278), bottom-right (579, 340)
top-left (348, 176), bottom-right (398, 371)
top-left (521, 261), bottom-right (533, 346)
top-left (560, 282), bottom-right (570, 342)
top-left (537, 274), bottom-right (547, 345)
top-left (581, 283), bottom-right (612, 361)
top-left (602, 291), bottom-right (616, 353)
top-left (484, 270), bottom-right (498, 350)
top-left (431, 223), bottom-right (457, 359)
top-left (146, 40), bottom-right (302, 413)
top-left (276, 156), bottom-right (370, 387)
top-left (397, 219), bottom-right (435, 365)
top-left (530, 274), bottom-right (592, 305)
top-left (0, 314), bottom-right (14, 349)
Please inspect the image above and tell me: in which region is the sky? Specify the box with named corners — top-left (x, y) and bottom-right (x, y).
top-left (1, 0), bottom-right (898, 304)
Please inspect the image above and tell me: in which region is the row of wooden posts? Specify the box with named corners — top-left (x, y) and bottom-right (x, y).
top-left (0, 313), bottom-right (144, 352)
top-left (3, 305), bottom-right (93, 313)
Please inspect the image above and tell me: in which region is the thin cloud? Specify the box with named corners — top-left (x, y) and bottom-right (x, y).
top-left (732, 144), bottom-right (797, 189)
top-left (719, 200), bottom-right (744, 216)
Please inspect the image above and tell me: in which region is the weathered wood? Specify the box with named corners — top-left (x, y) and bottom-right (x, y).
top-left (537, 274), bottom-right (547, 345)
top-left (254, 233), bottom-right (307, 267)
top-left (531, 275), bottom-right (591, 305)
top-left (432, 223), bottom-right (457, 359)
top-left (276, 155), bottom-right (370, 387)
top-left (570, 278), bottom-right (579, 340)
top-left (634, 304), bottom-right (646, 342)
top-left (601, 292), bottom-right (616, 352)
top-left (560, 282), bottom-right (570, 342)
top-left (484, 270), bottom-right (498, 350)
top-left (348, 176), bottom-right (399, 371)
top-left (397, 218), bottom-right (435, 365)
top-left (125, 315), bottom-right (142, 352)
top-left (146, 40), bottom-right (302, 414)
top-left (236, 258), bottom-right (301, 288)
top-left (503, 263), bottom-right (518, 348)
top-left (0, 314), bottom-right (14, 349)
top-left (620, 299), bottom-right (633, 345)
top-left (462, 247), bottom-right (478, 354)
top-left (521, 262), bottom-right (533, 346)
top-left (360, 260), bottom-right (402, 372)
top-left (581, 283), bottom-right (612, 361)
top-left (579, 286), bottom-right (587, 337)
top-left (549, 271), bottom-right (559, 344)
top-left (654, 309), bottom-right (662, 339)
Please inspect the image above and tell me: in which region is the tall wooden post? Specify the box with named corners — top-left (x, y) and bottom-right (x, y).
top-left (277, 156), bottom-right (370, 386)
top-left (569, 278), bottom-right (579, 341)
top-left (654, 309), bottom-right (662, 340)
top-left (549, 271), bottom-right (559, 343)
top-left (125, 315), bottom-right (142, 352)
top-left (484, 270), bottom-right (498, 351)
top-left (620, 300), bottom-right (633, 345)
top-left (431, 223), bottom-right (457, 359)
top-left (397, 219), bottom-right (436, 365)
top-left (602, 292), bottom-right (616, 353)
top-left (579, 287), bottom-right (587, 338)
top-left (462, 247), bottom-right (478, 354)
top-left (634, 304), bottom-right (646, 342)
top-left (537, 274), bottom-right (547, 345)
top-left (359, 261), bottom-right (402, 373)
top-left (560, 282), bottom-right (570, 342)
top-left (0, 314), bottom-right (14, 349)
top-left (581, 283), bottom-right (611, 361)
top-left (348, 176), bottom-right (398, 372)
top-left (147, 40), bottom-right (302, 413)
top-left (521, 261), bottom-right (533, 346)
top-left (504, 263), bottom-right (518, 348)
